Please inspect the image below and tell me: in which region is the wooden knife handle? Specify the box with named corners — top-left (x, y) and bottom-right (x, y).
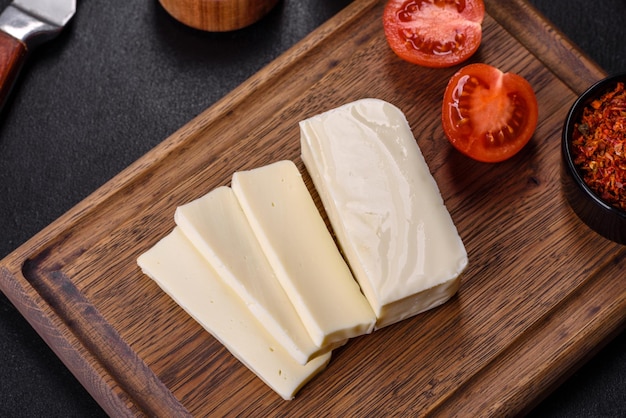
top-left (0, 30), bottom-right (27, 110)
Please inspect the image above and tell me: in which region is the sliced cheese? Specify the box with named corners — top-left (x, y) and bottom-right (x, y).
top-left (231, 160), bottom-right (375, 347)
top-left (137, 227), bottom-right (331, 401)
top-left (175, 186), bottom-right (333, 365)
top-left (299, 98), bottom-right (468, 329)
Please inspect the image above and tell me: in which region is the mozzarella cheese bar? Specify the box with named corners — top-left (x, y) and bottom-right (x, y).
top-left (231, 160), bottom-right (375, 346)
top-left (137, 227), bottom-right (331, 400)
top-left (300, 98), bottom-right (468, 329)
top-left (175, 186), bottom-right (334, 365)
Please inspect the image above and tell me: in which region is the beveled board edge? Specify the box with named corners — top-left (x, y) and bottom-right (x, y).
top-left (0, 265), bottom-right (139, 417)
top-left (0, 0), bottom-right (380, 415)
top-left (0, 0), bottom-right (621, 415)
top-left (486, 0), bottom-right (606, 94)
top-left (425, 249), bottom-right (626, 416)
top-left (483, 2), bottom-right (625, 411)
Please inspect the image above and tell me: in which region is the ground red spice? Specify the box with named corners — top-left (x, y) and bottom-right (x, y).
top-left (572, 81), bottom-right (626, 211)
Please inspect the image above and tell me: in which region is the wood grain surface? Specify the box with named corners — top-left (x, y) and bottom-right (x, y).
top-left (1, 0), bottom-right (624, 416)
top-left (158, 0), bottom-right (280, 32)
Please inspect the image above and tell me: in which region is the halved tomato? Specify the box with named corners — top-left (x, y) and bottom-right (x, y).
top-left (383, 0), bottom-right (485, 68)
top-left (442, 63), bottom-right (539, 163)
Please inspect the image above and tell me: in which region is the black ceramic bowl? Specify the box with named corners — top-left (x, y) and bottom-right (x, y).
top-left (562, 73), bottom-right (626, 244)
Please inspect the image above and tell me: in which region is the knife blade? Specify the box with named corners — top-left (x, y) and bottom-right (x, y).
top-left (0, 0), bottom-right (76, 110)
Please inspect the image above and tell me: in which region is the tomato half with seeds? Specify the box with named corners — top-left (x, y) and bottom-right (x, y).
top-left (383, 0), bottom-right (485, 68)
top-left (442, 63), bottom-right (539, 163)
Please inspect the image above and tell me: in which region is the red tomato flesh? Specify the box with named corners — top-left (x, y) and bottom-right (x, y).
top-left (383, 0), bottom-right (485, 68)
top-left (442, 63), bottom-right (539, 163)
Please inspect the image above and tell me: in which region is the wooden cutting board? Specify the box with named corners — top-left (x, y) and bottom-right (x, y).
top-left (1, 0), bottom-right (624, 416)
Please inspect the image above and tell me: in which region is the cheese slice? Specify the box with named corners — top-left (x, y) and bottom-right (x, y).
top-left (175, 186), bottom-right (333, 365)
top-left (231, 160), bottom-right (375, 347)
top-left (137, 227), bottom-right (331, 401)
top-left (299, 98), bottom-right (468, 329)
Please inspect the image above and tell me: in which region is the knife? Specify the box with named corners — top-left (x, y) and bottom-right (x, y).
top-left (0, 0), bottom-right (75, 110)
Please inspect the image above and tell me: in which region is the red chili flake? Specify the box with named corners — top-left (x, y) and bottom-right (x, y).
top-left (572, 81), bottom-right (626, 211)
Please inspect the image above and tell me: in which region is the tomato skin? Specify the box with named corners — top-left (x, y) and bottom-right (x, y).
top-left (442, 63), bottom-right (539, 163)
top-left (383, 0), bottom-right (485, 68)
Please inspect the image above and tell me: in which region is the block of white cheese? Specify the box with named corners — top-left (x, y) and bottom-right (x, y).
top-left (137, 227), bottom-right (331, 400)
top-left (299, 98), bottom-right (468, 329)
top-left (231, 160), bottom-right (375, 347)
top-left (175, 186), bottom-right (335, 365)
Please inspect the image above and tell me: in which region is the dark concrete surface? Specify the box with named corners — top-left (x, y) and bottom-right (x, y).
top-left (0, 1), bottom-right (623, 416)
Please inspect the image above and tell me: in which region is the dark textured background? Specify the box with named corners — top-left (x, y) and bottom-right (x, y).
top-left (0, 1), bottom-right (624, 416)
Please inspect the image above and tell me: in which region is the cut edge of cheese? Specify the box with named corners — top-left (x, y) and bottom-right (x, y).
top-left (137, 227), bottom-right (331, 401)
top-left (375, 275), bottom-right (462, 329)
top-left (299, 98), bottom-right (468, 329)
top-left (231, 160), bottom-right (376, 346)
top-left (174, 185), bottom-right (338, 365)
